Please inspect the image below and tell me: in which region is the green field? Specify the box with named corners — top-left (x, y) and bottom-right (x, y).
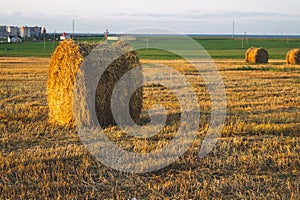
top-left (138, 37), bottom-right (300, 60)
top-left (0, 40), bottom-right (60, 57)
top-left (1, 36), bottom-right (299, 59)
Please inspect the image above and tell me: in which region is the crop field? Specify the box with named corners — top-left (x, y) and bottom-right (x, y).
top-left (0, 55), bottom-right (299, 199)
top-left (1, 36), bottom-right (300, 59)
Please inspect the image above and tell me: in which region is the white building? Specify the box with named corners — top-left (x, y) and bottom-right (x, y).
top-left (107, 35), bottom-right (137, 41)
top-left (20, 26), bottom-right (42, 38)
top-left (20, 26), bottom-right (31, 38)
top-left (107, 36), bottom-right (119, 41)
top-left (6, 26), bottom-right (19, 36)
top-left (60, 32), bottom-right (71, 40)
top-left (118, 35), bottom-right (137, 41)
top-left (8, 36), bottom-right (22, 43)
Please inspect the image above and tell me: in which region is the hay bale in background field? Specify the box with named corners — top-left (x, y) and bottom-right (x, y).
top-left (245, 47), bottom-right (269, 64)
top-left (47, 40), bottom-right (142, 127)
top-left (286, 48), bottom-right (300, 64)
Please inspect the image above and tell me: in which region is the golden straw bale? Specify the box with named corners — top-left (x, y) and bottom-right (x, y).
top-left (245, 47), bottom-right (269, 64)
top-left (286, 48), bottom-right (300, 64)
top-left (94, 42), bottom-right (142, 127)
top-left (47, 40), bottom-right (83, 126)
top-left (47, 40), bottom-right (142, 127)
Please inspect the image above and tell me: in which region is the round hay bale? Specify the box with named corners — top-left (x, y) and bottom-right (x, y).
top-left (47, 40), bottom-right (83, 126)
top-left (286, 48), bottom-right (300, 64)
top-left (245, 47), bottom-right (269, 64)
top-left (47, 40), bottom-right (143, 127)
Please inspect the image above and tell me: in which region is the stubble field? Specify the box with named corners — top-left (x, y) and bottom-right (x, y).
top-left (0, 57), bottom-right (299, 199)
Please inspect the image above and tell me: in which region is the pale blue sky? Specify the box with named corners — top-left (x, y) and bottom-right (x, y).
top-left (1, 0), bottom-right (300, 34)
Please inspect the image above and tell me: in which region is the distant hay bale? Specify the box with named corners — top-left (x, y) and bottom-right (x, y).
top-left (286, 48), bottom-right (300, 64)
top-left (47, 40), bottom-right (142, 127)
top-left (245, 47), bottom-right (269, 64)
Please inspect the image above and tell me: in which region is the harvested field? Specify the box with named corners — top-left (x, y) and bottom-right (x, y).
top-left (0, 57), bottom-right (299, 199)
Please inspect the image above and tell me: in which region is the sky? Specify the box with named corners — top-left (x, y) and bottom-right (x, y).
top-left (1, 0), bottom-right (300, 34)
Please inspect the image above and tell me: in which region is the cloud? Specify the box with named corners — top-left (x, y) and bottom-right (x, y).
top-left (112, 11), bottom-right (295, 21)
top-left (186, 11), bottom-right (288, 18)
top-left (0, 11), bottom-right (299, 34)
top-left (0, 12), bottom-right (80, 32)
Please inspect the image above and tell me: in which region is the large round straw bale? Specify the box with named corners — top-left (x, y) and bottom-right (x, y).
top-left (47, 40), bottom-right (142, 127)
top-left (47, 40), bottom-right (83, 126)
top-left (94, 42), bottom-right (142, 127)
top-left (245, 47), bottom-right (269, 64)
top-left (286, 48), bottom-right (300, 64)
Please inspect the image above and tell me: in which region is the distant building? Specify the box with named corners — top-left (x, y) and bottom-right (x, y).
top-left (107, 35), bottom-right (137, 41)
top-left (20, 26), bottom-right (43, 38)
top-left (20, 26), bottom-right (31, 38)
top-left (6, 26), bottom-right (19, 36)
top-left (8, 36), bottom-right (22, 43)
top-left (31, 26), bottom-right (42, 38)
top-left (0, 26), bottom-right (6, 32)
top-left (107, 36), bottom-right (119, 41)
top-left (0, 26), bottom-right (8, 37)
top-left (60, 32), bottom-right (71, 40)
top-left (118, 35), bottom-right (137, 41)
top-left (0, 25), bottom-right (46, 39)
